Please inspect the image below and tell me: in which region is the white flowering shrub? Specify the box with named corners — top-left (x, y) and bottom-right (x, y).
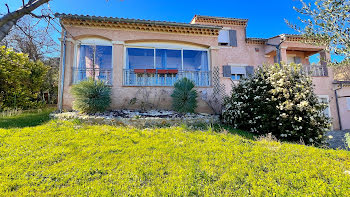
top-left (222, 63), bottom-right (330, 145)
top-left (345, 133), bottom-right (350, 149)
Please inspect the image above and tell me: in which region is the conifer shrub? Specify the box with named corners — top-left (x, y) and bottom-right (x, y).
top-left (222, 63), bottom-right (330, 145)
top-left (71, 79), bottom-right (111, 114)
top-left (171, 77), bottom-right (198, 113)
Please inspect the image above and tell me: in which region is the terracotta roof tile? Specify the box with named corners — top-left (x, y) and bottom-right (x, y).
top-left (55, 13), bottom-right (222, 30)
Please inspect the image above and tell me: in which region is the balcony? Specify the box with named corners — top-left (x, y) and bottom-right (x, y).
top-left (303, 65), bottom-right (328, 77)
top-left (123, 69), bottom-right (211, 87)
top-left (73, 68), bottom-right (113, 85)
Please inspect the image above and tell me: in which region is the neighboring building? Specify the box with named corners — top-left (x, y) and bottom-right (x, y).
top-left (56, 14), bottom-right (342, 129)
top-left (333, 81), bottom-right (350, 130)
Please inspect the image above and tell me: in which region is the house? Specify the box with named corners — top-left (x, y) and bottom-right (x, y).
top-left (333, 81), bottom-right (350, 130)
top-left (56, 14), bottom-right (342, 130)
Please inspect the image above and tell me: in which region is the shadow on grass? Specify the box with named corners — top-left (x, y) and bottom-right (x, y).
top-left (0, 108), bottom-right (55, 129)
top-left (213, 124), bottom-right (256, 140)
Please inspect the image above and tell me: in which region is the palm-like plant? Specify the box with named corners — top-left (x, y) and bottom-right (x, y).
top-left (171, 77), bottom-right (198, 113)
top-left (71, 79), bottom-right (111, 114)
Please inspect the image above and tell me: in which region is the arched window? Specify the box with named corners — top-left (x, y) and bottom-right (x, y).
top-left (73, 38), bottom-right (113, 84)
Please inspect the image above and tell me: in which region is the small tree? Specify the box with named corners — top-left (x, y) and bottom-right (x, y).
top-left (222, 64), bottom-right (330, 145)
top-left (171, 77), bottom-right (198, 113)
top-left (287, 0), bottom-right (350, 64)
top-left (71, 79), bottom-right (111, 114)
top-left (0, 46), bottom-right (48, 110)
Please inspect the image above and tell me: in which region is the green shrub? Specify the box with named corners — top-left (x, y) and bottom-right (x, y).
top-left (71, 79), bottom-right (111, 114)
top-left (171, 77), bottom-right (198, 113)
top-left (222, 63), bottom-right (330, 145)
top-left (0, 46), bottom-right (48, 110)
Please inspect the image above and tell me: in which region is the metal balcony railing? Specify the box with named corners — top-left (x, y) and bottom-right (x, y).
top-left (73, 68), bottom-right (113, 85)
top-left (123, 69), bottom-right (211, 86)
top-left (303, 65), bottom-right (328, 77)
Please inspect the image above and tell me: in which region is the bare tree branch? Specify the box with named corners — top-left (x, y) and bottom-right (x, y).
top-left (0, 0), bottom-right (50, 27)
top-left (1, 16), bottom-right (59, 61)
top-left (0, 0), bottom-right (51, 41)
top-left (5, 4), bottom-right (10, 14)
top-left (30, 12), bottom-right (51, 19)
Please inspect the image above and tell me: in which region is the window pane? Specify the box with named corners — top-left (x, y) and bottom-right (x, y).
top-left (76, 45), bottom-right (112, 84)
top-left (95, 46), bottom-right (112, 69)
top-left (77, 45), bottom-right (94, 81)
top-left (183, 50), bottom-right (208, 71)
top-left (218, 30), bottom-right (229, 43)
top-left (156, 49), bottom-right (181, 69)
top-left (95, 46), bottom-right (112, 82)
top-left (231, 74), bottom-right (243, 80)
top-left (127, 48), bottom-right (154, 69)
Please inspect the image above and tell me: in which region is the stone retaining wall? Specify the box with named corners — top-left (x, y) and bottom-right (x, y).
top-left (51, 112), bottom-right (220, 127)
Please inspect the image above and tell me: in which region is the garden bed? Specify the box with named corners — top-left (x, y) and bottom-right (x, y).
top-left (51, 110), bottom-right (220, 127)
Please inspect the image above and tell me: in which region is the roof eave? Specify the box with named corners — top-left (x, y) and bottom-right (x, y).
top-left (55, 13), bottom-right (222, 30)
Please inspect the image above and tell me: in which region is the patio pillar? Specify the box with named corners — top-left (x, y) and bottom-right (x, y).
top-left (210, 46), bottom-right (220, 72)
top-left (319, 50), bottom-right (330, 66)
top-left (64, 39), bottom-right (75, 87)
top-left (112, 41), bottom-right (125, 87)
top-left (209, 46), bottom-right (220, 83)
top-left (280, 46), bottom-right (287, 64)
top-left (57, 36), bottom-right (75, 110)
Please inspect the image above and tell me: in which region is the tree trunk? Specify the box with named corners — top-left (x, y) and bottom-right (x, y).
top-left (0, 0), bottom-right (50, 42)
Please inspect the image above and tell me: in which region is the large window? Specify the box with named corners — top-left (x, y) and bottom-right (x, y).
top-left (74, 44), bottom-right (112, 84)
top-left (126, 47), bottom-right (208, 71)
top-left (124, 46), bottom-right (210, 86)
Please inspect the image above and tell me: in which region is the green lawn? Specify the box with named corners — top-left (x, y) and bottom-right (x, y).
top-left (0, 113), bottom-right (349, 196)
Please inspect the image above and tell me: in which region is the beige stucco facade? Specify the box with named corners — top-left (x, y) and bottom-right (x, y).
top-left (333, 83), bottom-right (350, 130)
top-left (57, 14), bottom-right (344, 130)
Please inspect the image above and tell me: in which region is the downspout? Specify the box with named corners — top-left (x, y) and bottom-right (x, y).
top-left (266, 35), bottom-right (286, 66)
top-left (58, 30), bottom-right (67, 112)
top-left (334, 83), bottom-right (343, 130)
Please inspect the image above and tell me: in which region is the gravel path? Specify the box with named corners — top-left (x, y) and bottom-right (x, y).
top-left (326, 130), bottom-right (350, 150)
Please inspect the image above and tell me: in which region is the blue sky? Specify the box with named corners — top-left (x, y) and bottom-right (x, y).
top-left (1, 0), bottom-right (329, 62)
top-left (50, 0), bottom-right (304, 39)
top-left (1, 0), bottom-right (305, 38)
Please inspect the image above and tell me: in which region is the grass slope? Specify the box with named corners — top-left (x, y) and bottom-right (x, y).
top-left (0, 108), bottom-right (54, 129)
top-left (0, 120), bottom-right (349, 196)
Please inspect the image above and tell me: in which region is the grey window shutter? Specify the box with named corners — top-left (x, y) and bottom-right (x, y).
top-left (223, 65), bottom-right (231, 77)
top-left (229, 30), bottom-right (237, 47)
top-left (245, 66), bottom-right (255, 76)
